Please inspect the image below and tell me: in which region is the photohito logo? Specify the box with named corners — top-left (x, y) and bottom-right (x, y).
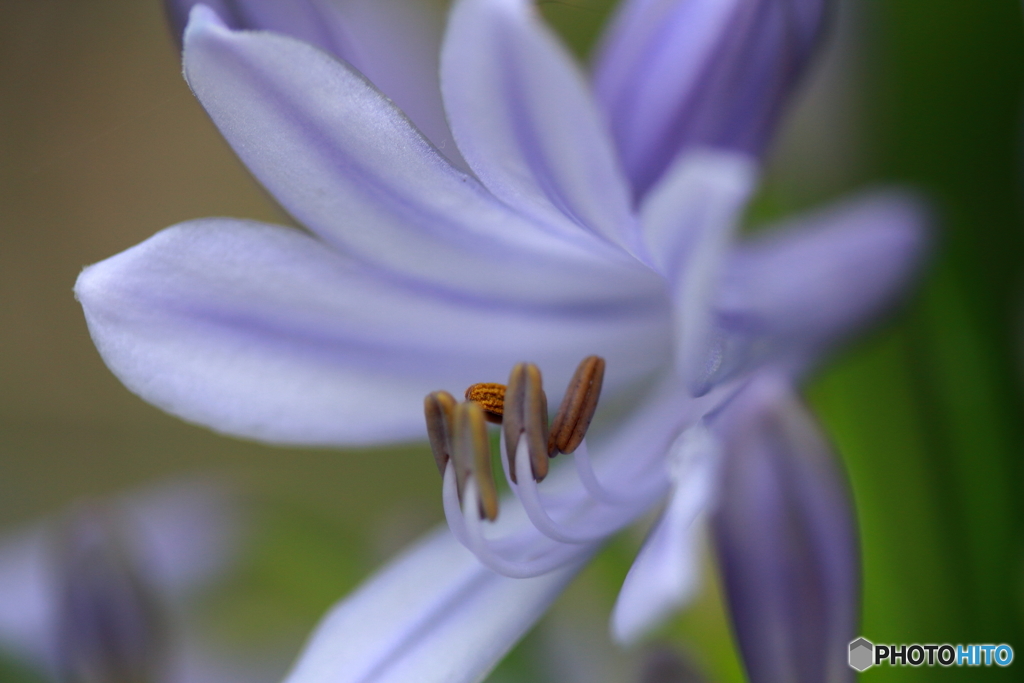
top-left (849, 638), bottom-right (1014, 671)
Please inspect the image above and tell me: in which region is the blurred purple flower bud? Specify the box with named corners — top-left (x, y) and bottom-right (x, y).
top-left (594, 0), bottom-right (833, 198)
top-left (0, 482), bottom-right (260, 683)
top-left (54, 506), bottom-right (165, 683)
top-left (711, 374), bottom-right (858, 683)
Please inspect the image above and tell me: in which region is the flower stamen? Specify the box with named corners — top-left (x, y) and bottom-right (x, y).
top-left (424, 391), bottom-right (457, 475)
top-left (452, 401), bottom-right (499, 521)
top-left (428, 356), bottom-right (629, 559)
top-left (549, 356), bottom-right (605, 456)
top-left (464, 383), bottom-right (506, 423)
top-left (503, 363), bottom-right (549, 483)
top-left (511, 436), bottom-right (607, 544)
top-left (572, 440), bottom-right (636, 505)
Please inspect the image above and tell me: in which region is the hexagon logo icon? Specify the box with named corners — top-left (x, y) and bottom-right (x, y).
top-left (849, 638), bottom-right (874, 671)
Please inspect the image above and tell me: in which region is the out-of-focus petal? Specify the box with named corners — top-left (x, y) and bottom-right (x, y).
top-left (610, 425), bottom-right (719, 645)
top-left (165, 1), bottom-right (464, 167)
top-left (441, 0), bottom-right (640, 255)
top-left (711, 374), bottom-right (858, 683)
top-left (181, 7), bottom-right (658, 306)
top-left (704, 190), bottom-right (928, 387)
top-left (283, 526), bottom-right (587, 683)
top-left (639, 150), bottom-right (758, 395)
top-left (75, 219), bottom-right (671, 445)
top-left (165, 0), bottom-right (349, 52)
top-left (0, 527), bottom-right (52, 666)
top-left (113, 481), bottom-right (243, 595)
top-left (594, 0), bottom-right (832, 198)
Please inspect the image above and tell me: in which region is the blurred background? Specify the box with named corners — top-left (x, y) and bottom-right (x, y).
top-left (0, 0), bottom-right (1021, 681)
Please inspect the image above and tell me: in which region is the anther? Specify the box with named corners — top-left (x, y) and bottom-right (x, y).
top-left (424, 391), bottom-right (457, 475)
top-left (452, 401), bottom-right (499, 521)
top-left (464, 383), bottom-right (506, 424)
top-left (503, 363), bottom-right (549, 483)
top-left (548, 356), bottom-right (605, 456)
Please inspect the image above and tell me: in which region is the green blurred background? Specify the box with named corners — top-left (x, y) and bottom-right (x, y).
top-left (0, 0), bottom-right (1021, 681)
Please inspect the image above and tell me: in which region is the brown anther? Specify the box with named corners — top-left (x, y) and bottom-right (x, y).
top-left (464, 383), bottom-right (506, 424)
top-left (548, 356), bottom-right (605, 456)
top-left (424, 391), bottom-right (457, 476)
top-left (503, 363), bottom-right (550, 483)
top-left (452, 402), bottom-right (499, 521)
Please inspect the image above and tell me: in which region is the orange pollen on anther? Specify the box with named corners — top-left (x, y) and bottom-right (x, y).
top-left (464, 383), bottom-right (506, 424)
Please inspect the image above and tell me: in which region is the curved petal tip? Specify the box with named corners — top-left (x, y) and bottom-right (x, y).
top-left (184, 2), bottom-right (228, 40)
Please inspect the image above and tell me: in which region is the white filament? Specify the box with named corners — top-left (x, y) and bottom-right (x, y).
top-left (511, 439), bottom-right (607, 544)
top-left (442, 427), bottom-right (675, 578)
top-left (572, 440), bottom-right (636, 505)
top-left (459, 478), bottom-right (589, 578)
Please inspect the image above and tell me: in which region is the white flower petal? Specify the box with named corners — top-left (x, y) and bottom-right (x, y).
top-left (283, 526), bottom-right (587, 683)
top-left (76, 219), bottom-right (671, 445)
top-left (441, 0), bottom-right (641, 255)
top-left (610, 426), bottom-right (718, 645)
top-left (182, 7), bottom-right (654, 306)
top-left (640, 150), bottom-right (758, 394)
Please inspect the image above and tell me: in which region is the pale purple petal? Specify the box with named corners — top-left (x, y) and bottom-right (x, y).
top-left (610, 426), bottom-right (718, 645)
top-left (75, 219), bottom-right (671, 445)
top-left (283, 526), bottom-right (587, 683)
top-left (113, 480), bottom-right (243, 596)
top-left (594, 0), bottom-right (831, 198)
top-left (182, 7), bottom-right (659, 306)
top-left (703, 190), bottom-right (928, 387)
top-left (326, 0), bottom-right (465, 171)
top-left (0, 526), bottom-right (53, 667)
top-left (165, 0), bottom-right (350, 53)
top-left (441, 0), bottom-right (641, 254)
top-left (165, 1), bottom-right (464, 167)
top-left (639, 150), bottom-right (758, 395)
top-left (711, 374), bottom-right (857, 683)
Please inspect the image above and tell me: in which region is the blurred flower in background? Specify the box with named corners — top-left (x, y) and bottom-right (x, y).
top-left (0, 481), bottom-right (289, 683)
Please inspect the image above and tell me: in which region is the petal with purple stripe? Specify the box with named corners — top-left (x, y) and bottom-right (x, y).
top-left (283, 526), bottom-right (587, 683)
top-left (441, 0), bottom-right (640, 254)
top-left (705, 190), bottom-right (928, 386)
top-left (711, 374), bottom-right (858, 683)
top-left (594, 0), bottom-right (831, 198)
top-left (181, 7), bottom-right (658, 307)
top-left (75, 219), bottom-right (671, 445)
top-left (165, 0), bottom-right (463, 166)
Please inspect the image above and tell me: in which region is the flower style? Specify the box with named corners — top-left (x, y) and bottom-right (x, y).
top-left (76, 1), bottom-right (926, 682)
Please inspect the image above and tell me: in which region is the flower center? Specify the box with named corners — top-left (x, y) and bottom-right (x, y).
top-left (424, 356), bottom-right (672, 579)
top-left (423, 356), bottom-right (606, 521)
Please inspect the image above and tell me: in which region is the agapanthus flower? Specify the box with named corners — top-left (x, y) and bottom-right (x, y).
top-left (75, 1), bottom-right (926, 682)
